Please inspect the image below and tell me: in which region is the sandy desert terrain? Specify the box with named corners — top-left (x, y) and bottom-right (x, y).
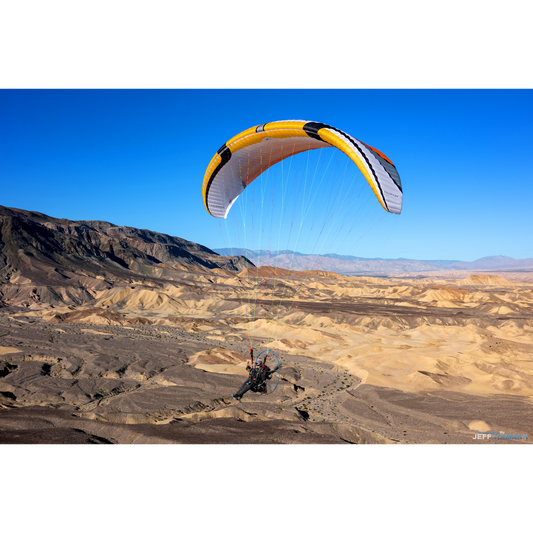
top-left (2, 264), bottom-right (532, 444)
top-left (1, 206), bottom-right (532, 443)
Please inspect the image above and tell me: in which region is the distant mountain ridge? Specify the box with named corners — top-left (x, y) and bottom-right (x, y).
top-left (214, 248), bottom-right (533, 274)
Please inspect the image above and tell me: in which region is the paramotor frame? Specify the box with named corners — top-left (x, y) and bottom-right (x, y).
top-left (254, 349), bottom-right (281, 394)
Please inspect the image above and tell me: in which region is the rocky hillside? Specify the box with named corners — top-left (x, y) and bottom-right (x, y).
top-left (0, 205), bottom-right (252, 307)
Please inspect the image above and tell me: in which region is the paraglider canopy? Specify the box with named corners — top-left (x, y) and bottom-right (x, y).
top-left (202, 120), bottom-right (402, 219)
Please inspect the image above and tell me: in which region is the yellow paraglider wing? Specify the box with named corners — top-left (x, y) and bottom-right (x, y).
top-left (202, 120), bottom-right (402, 218)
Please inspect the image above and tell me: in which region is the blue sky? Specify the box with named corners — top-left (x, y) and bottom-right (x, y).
top-left (2, 89), bottom-right (532, 262)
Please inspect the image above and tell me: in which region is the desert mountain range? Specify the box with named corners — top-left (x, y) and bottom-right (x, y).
top-left (215, 248), bottom-right (533, 275)
top-left (1, 205), bottom-right (532, 444)
top-left (0, 205), bottom-right (252, 308)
